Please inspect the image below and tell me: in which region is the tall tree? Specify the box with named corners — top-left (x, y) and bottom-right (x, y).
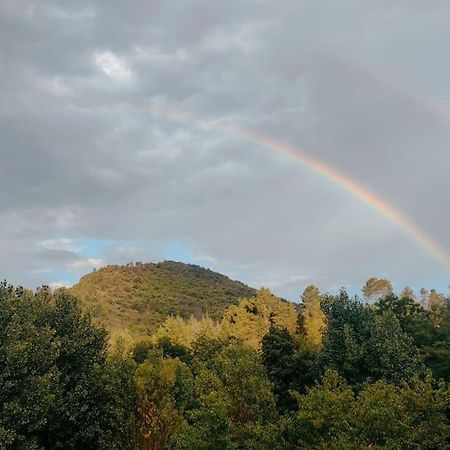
top-left (362, 277), bottom-right (393, 303)
top-left (400, 286), bottom-right (415, 300)
top-left (428, 289), bottom-right (446, 311)
top-left (262, 327), bottom-right (296, 413)
top-left (262, 327), bottom-right (317, 413)
top-left (299, 285), bottom-right (326, 348)
top-left (136, 357), bottom-right (194, 450)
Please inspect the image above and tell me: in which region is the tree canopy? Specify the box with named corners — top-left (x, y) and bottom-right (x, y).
top-left (1, 278), bottom-right (449, 449)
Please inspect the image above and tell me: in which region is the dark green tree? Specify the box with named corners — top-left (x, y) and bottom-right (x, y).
top-left (40, 291), bottom-right (109, 449)
top-left (262, 326), bottom-right (297, 412)
top-left (0, 283), bottom-right (58, 449)
top-left (319, 290), bottom-right (422, 386)
top-left (375, 293), bottom-right (450, 381)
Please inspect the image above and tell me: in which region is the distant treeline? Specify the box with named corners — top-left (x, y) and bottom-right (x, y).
top-left (0, 279), bottom-right (449, 449)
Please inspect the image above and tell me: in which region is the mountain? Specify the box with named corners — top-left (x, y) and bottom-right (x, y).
top-left (69, 261), bottom-right (257, 337)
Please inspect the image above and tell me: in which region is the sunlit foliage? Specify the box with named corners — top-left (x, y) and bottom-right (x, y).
top-left (1, 276), bottom-right (449, 449)
top-left (70, 261), bottom-right (256, 338)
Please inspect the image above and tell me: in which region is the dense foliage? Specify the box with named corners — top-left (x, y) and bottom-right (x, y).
top-left (70, 261), bottom-right (256, 337)
top-left (0, 282), bottom-right (134, 449)
top-left (1, 274), bottom-right (450, 449)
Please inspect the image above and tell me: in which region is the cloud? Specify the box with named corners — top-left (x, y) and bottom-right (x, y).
top-left (95, 51), bottom-right (132, 81)
top-left (69, 258), bottom-right (104, 270)
top-left (37, 238), bottom-right (80, 252)
top-left (49, 281), bottom-right (73, 290)
top-left (0, 0), bottom-right (449, 298)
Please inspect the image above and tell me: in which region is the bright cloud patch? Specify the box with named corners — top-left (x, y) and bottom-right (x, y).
top-left (49, 281), bottom-right (73, 290)
top-left (69, 258), bottom-right (104, 270)
top-left (95, 51), bottom-right (132, 81)
top-left (37, 238), bottom-right (79, 252)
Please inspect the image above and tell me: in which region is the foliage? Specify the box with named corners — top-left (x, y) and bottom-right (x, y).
top-left (262, 326), bottom-right (317, 413)
top-left (298, 285), bottom-right (326, 348)
top-left (70, 261), bottom-right (256, 338)
top-left (0, 282), bottom-right (135, 450)
top-left (375, 292), bottom-right (450, 381)
top-left (136, 357), bottom-right (194, 449)
top-left (284, 370), bottom-right (450, 449)
top-left (153, 315), bottom-right (222, 350)
top-left (99, 347), bottom-right (138, 450)
top-left (1, 275), bottom-right (450, 449)
top-left (362, 277), bottom-right (393, 303)
top-left (319, 290), bottom-right (422, 386)
top-left (221, 288), bottom-right (297, 350)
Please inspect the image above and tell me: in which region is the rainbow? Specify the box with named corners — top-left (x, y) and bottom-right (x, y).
top-left (127, 100), bottom-right (450, 269)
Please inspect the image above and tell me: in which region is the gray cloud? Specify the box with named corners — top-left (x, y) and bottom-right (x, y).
top-left (1, 0), bottom-right (449, 298)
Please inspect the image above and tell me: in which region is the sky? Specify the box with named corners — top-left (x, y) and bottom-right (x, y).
top-left (1, 0), bottom-right (450, 300)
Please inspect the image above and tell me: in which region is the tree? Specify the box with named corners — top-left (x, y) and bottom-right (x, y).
top-left (262, 326), bottom-right (318, 413)
top-left (319, 290), bottom-right (422, 386)
top-left (153, 315), bottom-right (222, 350)
top-left (283, 370), bottom-right (355, 448)
top-left (208, 343), bottom-right (277, 427)
top-left (375, 294), bottom-right (450, 381)
top-left (375, 293), bottom-right (430, 342)
top-left (284, 371), bottom-right (450, 449)
top-left (170, 390), bottom-right (233, 450)
top-left (99, 347), bottom-right (138, 450)
top-left (0, 283), bottom-right (59, 449)
top-left (41, 291), bottom-right (109, 449)
top-left (420, 297), bottom-right (450, 381)
top-left (428, 289), bottom-right (446, 315)
top-left (221, 289), bottom-right (297, 350)
top-left (170, 340), bottom-right (280, 448)
top-left (262, 327), bottom-right (297, 413)
top-left (349, 374), bottom-right (450, 448)
top-left (400, 286), bottom-right (415, 300)
top-left (0, 283), bottom-right (128, 450)
top-left (362, 277), bottom-right (393, 303)
top-left (136, 357), bottom-right (194, 449)
top-left (298, 285), bottom-right (326, 348)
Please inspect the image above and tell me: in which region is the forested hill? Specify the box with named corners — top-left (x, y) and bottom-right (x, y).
top-left (70, 260), bottom-right (257, 336)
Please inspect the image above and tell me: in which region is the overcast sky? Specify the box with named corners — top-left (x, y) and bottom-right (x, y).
top-left (1, 0), bottom-right (450, 299)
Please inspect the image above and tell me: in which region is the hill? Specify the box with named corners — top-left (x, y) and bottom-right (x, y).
top-left (70, 261), bottom-right (257, 337)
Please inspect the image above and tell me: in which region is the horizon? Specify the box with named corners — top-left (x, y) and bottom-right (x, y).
top-left (19, 257), bottom-right (450, 304)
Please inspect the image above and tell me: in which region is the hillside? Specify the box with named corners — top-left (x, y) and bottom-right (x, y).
top-left (70, 261), bottom-right (257, 336)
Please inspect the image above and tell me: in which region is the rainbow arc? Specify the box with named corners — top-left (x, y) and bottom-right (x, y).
top-left (124, 100), bottom-right (450, 270)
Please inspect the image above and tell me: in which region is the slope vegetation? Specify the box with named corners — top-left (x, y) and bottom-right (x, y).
top-left (70, 261), bottom-right (256, 336)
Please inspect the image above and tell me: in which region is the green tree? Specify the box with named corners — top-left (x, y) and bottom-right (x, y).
top-left (99, 346), bottom-right (138, 450)
top-left (284, 370), bottom-right (355, 448)
top-left (136, 357), bottom-right (194, 449)
top-left (262, 327), bottom-right (297, 412)
top-left (40, 291), bottom-right (109, 449)
top-left (319, 290), bottom-right (422, 386)
top-left (284, 370), bottom-right (450, 449)
top-left (170, 391), bottom-right (234, 450)
top-left (0, 283), bottom-right (59, 449)
top-left (0, 283), bottom-right (131, 450)
top-left (376, 293), bottom-right (450, 381)
top-left (208, 343), bottom-right (277, 427)
top-left (262, 327), bottom-right (318, 414)
top-left (347, 374), bottom-right (450, 448)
